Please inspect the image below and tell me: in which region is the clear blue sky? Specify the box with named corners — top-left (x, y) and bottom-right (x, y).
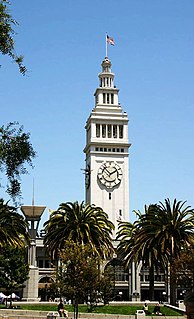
top-left (1, 0), bottom-right (194, 229)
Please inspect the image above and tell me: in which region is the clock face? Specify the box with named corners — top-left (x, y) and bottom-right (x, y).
top-left (85, 164), bottom-right (90, 189)
top-left (98, 162), bottom-right (122, 189)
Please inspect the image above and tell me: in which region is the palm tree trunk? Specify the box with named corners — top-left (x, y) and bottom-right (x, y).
top-left (170, 239), bottom-right (177, 305)
top-left (170, 271), bottom-right (176, 305)
top-left (149, 264), bottom-right (155, 301)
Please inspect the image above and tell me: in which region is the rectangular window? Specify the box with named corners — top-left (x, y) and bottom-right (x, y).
top-left (45, 260), bottom-right (50, 268)
top-left (96, 124), bottom-right (100, 137)
top-left (103, 93), bottom-right (106, 103)
top-left (107, 124), bottom-right (112, 138)
top-left (109, 193), bottom-right (111, 200)
top-left (38, 260), bottom-right (43, 268)
top-left (113, 125), bottom-right (117, 138)
top-left (111, 93), bottom-right (114, 104)
top-left (108, 148), bottom-right (111, 152)
top-left (121, 148), bottom-right (124, 153)
top-left (95, 147), bottom-right (99, 151)
top-left (107, 93), bottom-right (109, 104)
top-left (119, 125), bottom-right (123, 138)
top-left (102, 124), bottom-right (106, 138)
top-left (104, 148), bottom-right (107, 152)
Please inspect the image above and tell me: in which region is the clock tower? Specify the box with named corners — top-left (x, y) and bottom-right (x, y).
top-left (84, 57), bottom-right (131, 238)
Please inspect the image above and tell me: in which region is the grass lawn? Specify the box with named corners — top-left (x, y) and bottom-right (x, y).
top-left (0, 304), bottom-right (183, 316)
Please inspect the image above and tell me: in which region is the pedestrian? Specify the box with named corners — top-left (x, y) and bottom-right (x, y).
top-left (153, 303), bottom-right (162, 315)
top-left (184, 291), bottom-right (194, 319)
top-left (143, 303), bottom-right (150, 314)
top-left (58, 300), bottom-right (65, 317)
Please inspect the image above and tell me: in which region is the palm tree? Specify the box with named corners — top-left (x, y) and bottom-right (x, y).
top-left (44, 201), bottom-right (114, 258)
top-left (117, 199), bottom-right (194, 304)
top-left (0, 198), bottom-right (29, 249)
top-left (153, 198), bottom-right (194, 305)
top-left (117, 204), bottom-right (164, 301)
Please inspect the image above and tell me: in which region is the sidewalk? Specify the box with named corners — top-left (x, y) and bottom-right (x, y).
top-left (0, 309), bottom-right (185, 319)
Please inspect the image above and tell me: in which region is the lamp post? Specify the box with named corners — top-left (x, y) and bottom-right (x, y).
top-left (21, 205), bottom-right (46, 301)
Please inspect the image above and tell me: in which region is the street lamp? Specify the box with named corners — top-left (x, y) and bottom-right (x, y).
top-left (21, 205), bottom-right (46, 301)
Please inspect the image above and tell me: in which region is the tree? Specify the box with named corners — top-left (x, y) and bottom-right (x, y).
top-left (44, 201), bottom-right (114, 259)
top-left (155, 199), bottom-right (194, 305)
top-left (0, 245), bottom-right (29, 307)
top-left (0, 198), bottom-right (29, 249)
top-left (135, 205), bottom-right (170, 301)
top-left (171, 244), bottom-right (194, 292)
top-left (52, 241), bottom-right (102, 319)
top-left (0, 0), bottom-right (26, 74)
top-left (116, 205), bottom-right (165, 301)
top-left (0, 122), bottom-right (36, 201)
top-left (98, 268), bottom-right (114, 305)
top-left (117, 199), bottom-right (194, 304)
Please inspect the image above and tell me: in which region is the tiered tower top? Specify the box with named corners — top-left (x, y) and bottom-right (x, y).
top-left (84, 57), bottom-right (130, 152)
top-left (98, 57), bottom-right (114, 88)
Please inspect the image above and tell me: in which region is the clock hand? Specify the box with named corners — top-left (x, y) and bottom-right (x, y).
top-left (104, 168), bottom-right (111, 176)
top-left (109, 169), bottom-right (117, 176)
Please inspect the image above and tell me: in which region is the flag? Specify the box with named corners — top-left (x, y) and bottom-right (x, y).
top-left (106, 35), bottom-right (115, 46)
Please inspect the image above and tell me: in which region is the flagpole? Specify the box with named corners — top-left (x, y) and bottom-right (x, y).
top-left (106, 33), bottom-right (108, 57)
